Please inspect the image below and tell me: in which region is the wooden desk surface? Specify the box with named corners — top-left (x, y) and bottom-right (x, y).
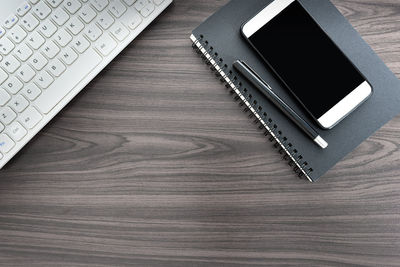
top-left (1, 0), bottom-right (400, 266)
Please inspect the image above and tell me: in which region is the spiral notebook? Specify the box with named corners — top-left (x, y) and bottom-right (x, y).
top-left (190, 0), bottom-right (400, 182)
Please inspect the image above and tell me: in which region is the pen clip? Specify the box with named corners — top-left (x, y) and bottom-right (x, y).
top-left (239, 60), bottom-right (273, 91)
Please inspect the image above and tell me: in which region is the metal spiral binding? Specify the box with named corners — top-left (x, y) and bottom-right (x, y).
top-left (190, 34), bottom-right (314, 182)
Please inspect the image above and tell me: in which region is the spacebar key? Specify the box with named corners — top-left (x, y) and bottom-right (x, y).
top-left (35, 49), bottom-right (102, 114)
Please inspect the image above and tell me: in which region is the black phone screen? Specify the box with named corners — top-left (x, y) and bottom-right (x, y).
top-left (248, 1), bottom-right (365, 119)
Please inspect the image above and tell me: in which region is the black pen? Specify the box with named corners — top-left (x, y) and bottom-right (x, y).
top-left (233, 60), bottom-right (328, 149)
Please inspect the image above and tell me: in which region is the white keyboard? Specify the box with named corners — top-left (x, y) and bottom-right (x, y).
top-left (0, 0), bottom-right (172, 169)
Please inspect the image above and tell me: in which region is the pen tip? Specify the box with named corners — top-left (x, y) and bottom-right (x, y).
top-left (314, 136), bottom-right (328, 149)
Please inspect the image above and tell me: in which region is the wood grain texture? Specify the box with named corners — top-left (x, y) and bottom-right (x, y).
top-left (1, 0), bottom-right (400, 266)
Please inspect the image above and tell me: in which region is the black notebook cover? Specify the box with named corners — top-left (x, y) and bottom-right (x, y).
top-left (191, 0), bottom-right (400, 181)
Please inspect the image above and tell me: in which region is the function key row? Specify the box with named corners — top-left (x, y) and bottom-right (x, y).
top-left (2, 0), bottom-right (165, 33)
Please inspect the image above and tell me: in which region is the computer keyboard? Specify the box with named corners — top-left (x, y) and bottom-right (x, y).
top-left (0, 0), bottom-right (172, 169)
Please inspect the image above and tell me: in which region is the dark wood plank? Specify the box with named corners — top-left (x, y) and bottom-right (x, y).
top-left (0, 0), bottom-right (400, 266)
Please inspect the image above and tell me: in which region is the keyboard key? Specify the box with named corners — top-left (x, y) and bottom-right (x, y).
top-left (109, 22), bottom-right (129, 41)
top-left (8, 25), bottom-right (27, 44)
top-left (46, 0), bottom-right (64, 8)
top-left (33, 2), bottom-right (52, 20)
top-left (0, 68), bottom-right (8, 85)
top-left (140, 2), bottom-right (155, 17)
top-left (0, 123), bottom-right (3, 133)
top-left (15, 43), bottom-right (33, 61)
top-left (4, 14), bottom-right (19, 29)
top-left (35, 49), bottom-right (102, 114)
top-left (52, 8), bottom-right (70, 26)
top-left (73, 35), bottom-right (90, 53)
top-left (61, 47), bottom-right (78, 65)
top-left (17, 64), bottom-right (36, 82)
top-left (122, 9), bottom-right (142, 30)
top-left (54, 28), bottom-right (72, 47)
top-left (48, 59), bottom-right (66, 77)
top-left (79, 5), bottom-right (97, 23)
top-left (19, 106), bottom-right (42, 129)
top-left (27, 31), bottom-right (45, 49)
top-left (16, 2), bottom-right (32, 17)
top-left (29, 0), bottom-right (40, 4)
top-left (95, 34), bottom-right (117, 56)
top-left (3, 76), bottom-right (23, 94)
top-left (0, 89), bottom-right (11, 106)
top-left (66, 17), bottom-right (85, 35)
top-left (39, 19), bottom-right (57, 38)
top-left (109, 0), bottom-right (127, 18)
top-left (2, 56), bottom-right (21, 73)
top-left (35, 71), bottom-right (54, 89)
top-left (0, 107), bottom-right (17, 125)
top-left (10, 95), bottom-right (29, 113)
top-left (22, 83), bottom-right (41, 101)
top-left (134, 0), bottom-right (150, 11)
top-left (0, 38), bottom-right (15, 56)
top-left (0, 134), bottom-right (15, 153)
top-left (41, 40), bottom-right (60, 59)
top-left (21, 13), bottom-right (40, 32)
top-left (59, 47), bottom-right (77, 65)
top-left (98, 12), bottom-right (114, 30)
top-left (84, 24), bottom-right (102, 41)
top-left (63, 0), bottom-right (82, 14)
top-left (7, 122), bottom-right (27, 141)
top-left (92, 0), bottom-right (109, 11)
top-left (29, 53), bottom-right (48, 71)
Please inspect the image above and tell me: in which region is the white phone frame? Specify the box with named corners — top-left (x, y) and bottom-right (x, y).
top-left (242, 0), bottom-right (373, 129)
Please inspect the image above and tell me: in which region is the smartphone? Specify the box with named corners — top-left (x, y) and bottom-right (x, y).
top-left (241, 0), bottom-right (373, 129)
